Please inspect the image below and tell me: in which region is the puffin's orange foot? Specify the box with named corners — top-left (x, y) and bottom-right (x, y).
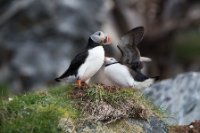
top-left (76, 80), bottom-right (88, 88)
top-left (76, 80), bottom-right (82, 87)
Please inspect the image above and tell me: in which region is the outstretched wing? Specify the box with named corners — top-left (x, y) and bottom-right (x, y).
top-left (118, 26), bottom-right (144, 64)
top-left (55, 50), bottom-right (88, 81)
top-left (119, 26), bottom-right (144, 47)
top-left (116, 27), bottom-right (150, 81)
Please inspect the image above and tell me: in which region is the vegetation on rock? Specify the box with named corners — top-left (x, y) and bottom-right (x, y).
top-left (0, 84), bottom-right (165, 133)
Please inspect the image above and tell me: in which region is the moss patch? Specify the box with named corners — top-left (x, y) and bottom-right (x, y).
top-left (0, 84), bottom-right (80, 133)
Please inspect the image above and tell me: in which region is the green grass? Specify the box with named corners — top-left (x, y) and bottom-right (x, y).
top-left (86, 85), bottom-right (137, 104)
top-left (0, 84), bottom-right (81, 133)
top-left (0, 84), bottom-right (165, 133)
top-left (0, 83), bottom-right (9, 97)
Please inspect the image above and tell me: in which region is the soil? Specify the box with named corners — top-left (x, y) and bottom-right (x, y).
top-left (169, 120), bottom-right (200, 133)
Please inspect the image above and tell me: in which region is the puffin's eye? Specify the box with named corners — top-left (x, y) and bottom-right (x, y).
top-left (98, 32), bottom-right (101, 36)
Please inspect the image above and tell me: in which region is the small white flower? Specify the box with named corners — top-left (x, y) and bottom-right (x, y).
top-left (189, 125), bottom-right (194, 129)
top-left (8, 97), bottom-right (13, 101)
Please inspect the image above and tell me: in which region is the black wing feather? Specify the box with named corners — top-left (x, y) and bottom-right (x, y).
top-left (55, 50), bottom-right (88, 82)
top-left (118, 26), bottom-right (144, 65)
top-left (134, 70), bottom-right (149, 81)
top-left (119, 26), bottom-right (144, 47)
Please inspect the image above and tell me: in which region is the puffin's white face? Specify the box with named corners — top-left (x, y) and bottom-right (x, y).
top-left (90, 31), bottom-right (111, 45)
top-left (105, 57), bottom-right (118, 64)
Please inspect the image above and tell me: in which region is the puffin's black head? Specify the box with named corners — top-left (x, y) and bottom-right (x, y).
top-left (88, 31), bottom-right (111, 47)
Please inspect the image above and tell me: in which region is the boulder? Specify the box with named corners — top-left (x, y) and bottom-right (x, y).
top-left (144, 72), bottom-right (200, 125)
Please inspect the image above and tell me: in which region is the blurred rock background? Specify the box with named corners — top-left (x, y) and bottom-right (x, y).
top-left (0, 0), bottom-right (200, 125)
top-left (0, 0), bottom-right (106, 92)
top-left (144, 72), bottom-right (200, 125)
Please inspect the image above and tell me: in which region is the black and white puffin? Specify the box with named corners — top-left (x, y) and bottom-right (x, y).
top-left (55, 31), bottom-right (111, 86)
top-left (103, 57), bottom-right (156, 89)
top-left (117, 26), bottom-right (153, 81)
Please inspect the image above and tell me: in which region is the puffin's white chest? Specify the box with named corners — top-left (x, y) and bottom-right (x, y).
top-left (88, 46), bottom-right (105, 61)
top-left (77, 46), bottom-right (105, 81)
top-left (104, 64), bottom-right (134, 87)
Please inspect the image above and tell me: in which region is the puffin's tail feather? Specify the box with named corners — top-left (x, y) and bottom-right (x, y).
top-left (54, 69), bottom-right (72, 82)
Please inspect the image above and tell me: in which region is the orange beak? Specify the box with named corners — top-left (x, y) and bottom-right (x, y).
top-left (107, 36), bottom-right (111, 44)
top-left (101, 35), bottom-right (111, 45)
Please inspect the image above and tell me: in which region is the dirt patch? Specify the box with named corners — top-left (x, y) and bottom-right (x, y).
top-left (169, 120), bottom-right (200, 133)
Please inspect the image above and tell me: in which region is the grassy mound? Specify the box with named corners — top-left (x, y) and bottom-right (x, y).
top-left (0, 84), bottom-right (165, 133)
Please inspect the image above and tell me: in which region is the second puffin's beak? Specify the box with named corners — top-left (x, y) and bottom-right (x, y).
top-left (140, 57), bottom-right (152, 62)
top-left (101, 35), bottom-right (111, 45)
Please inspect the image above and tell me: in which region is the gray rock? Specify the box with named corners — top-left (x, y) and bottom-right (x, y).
top-left (59, 117), bottom-right (168, 133)
top-left (0, 0), bottom-right (106, 91)
top-left (144, 72), bottom-right (200, 125)
top-left (143, 116), bottom-right (168, 133)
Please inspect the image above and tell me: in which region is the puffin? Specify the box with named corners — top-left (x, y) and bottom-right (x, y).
top-left (55, 31), bottom-right (111, 86)
top-left (117, 26), bottom-right (154, 81)
top-left (103, 57), bottom-right (156, 89)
